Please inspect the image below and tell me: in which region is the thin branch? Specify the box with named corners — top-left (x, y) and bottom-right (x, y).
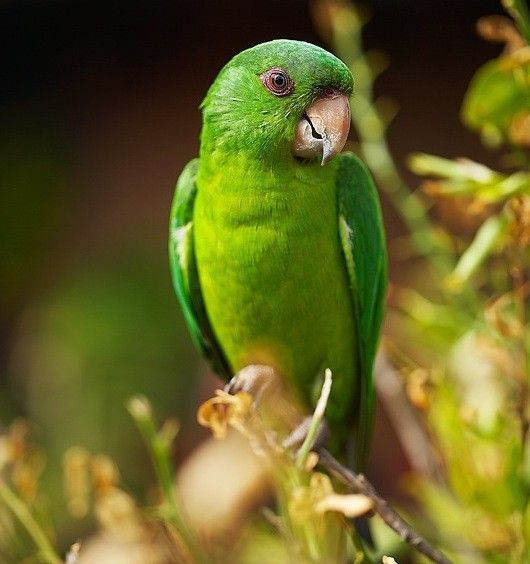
top-left (316, 449), bottom-right (452, 564)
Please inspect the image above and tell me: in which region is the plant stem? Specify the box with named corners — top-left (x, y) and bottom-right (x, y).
top-left (296, 369), bottom-right (332, 468)
top-left (0, 480), bottom-right (61, 564)
top-left (127, 396), bottom-right (207, 564)
top-left (510, 248), bottom-right (529, 445)
top-left (503, 0), bottom-right (530, 42)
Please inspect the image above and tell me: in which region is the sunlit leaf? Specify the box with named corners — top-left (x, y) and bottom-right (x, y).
top-left (410, 153), bottom-right (530, 203)
top-left (462, 52), bottom-right (530, 146)
top-left (446, 214), bottom-right (510, 290)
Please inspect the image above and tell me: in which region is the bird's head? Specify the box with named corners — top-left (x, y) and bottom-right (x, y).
top-left (201, 40), bottom-right (354, 166)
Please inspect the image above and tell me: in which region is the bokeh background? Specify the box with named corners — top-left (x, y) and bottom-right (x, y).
top-left (1, 0), bottom-right (504, 549)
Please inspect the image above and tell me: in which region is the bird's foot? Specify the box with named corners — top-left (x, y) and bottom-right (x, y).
top-left (282, 416), bottom-right (330, 456)
top-left (224, 365), bottom-right (280, 403)
top-left (225, 366), bottom-right (328, 457)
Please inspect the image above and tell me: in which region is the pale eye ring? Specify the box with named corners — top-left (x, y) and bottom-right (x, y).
top-left (260, 68), bottom-right (294, 96)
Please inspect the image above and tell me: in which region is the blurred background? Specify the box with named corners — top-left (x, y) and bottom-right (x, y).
top-left (0, 0), bottom-right (505, 550)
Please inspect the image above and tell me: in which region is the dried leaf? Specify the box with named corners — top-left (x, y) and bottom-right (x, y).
top-left (94, 487), bottom-right (142, 538)
top-left (485, 293), bottom-right (524, 339)
top-left (508, 111), bottom-right (530, 146)
top-left (91, 455), bottom-right (120, 496)
top-left (197, 390), bottom-right (253, 439)
top-left (477, 16), bottom-right (526, 52)
top-left (508, 194), bottom-right (530, 247)
top-left (406, 369), bottom-right (432, 411)
top-left (304, 452), bottom-right (320, 472)
top-left (316, 493), bottom-right (374, 518)
top-left (64, 447), bottom-right (91, 518)
top-left (289, 472), bottom-right (334, 521)
top-left (310, 471), bottom-right (334, 496)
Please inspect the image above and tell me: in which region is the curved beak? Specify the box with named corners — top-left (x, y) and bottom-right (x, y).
top-left (292, 91), bottom-right (351, 165)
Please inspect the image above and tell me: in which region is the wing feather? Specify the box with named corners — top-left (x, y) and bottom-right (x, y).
top-left (169, 159), bottom-right (232, 379)
top-left (336, 152), bottom-right (388, 468)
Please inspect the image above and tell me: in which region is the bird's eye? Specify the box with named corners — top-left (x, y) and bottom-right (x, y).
top-left (260, 68), bottom-right (293, 96)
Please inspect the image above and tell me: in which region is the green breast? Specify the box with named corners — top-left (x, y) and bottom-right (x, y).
top-left (194, 155), bottom-right (358, 426)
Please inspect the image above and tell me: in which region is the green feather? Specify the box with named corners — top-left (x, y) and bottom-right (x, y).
top-left (169, 158), bottom-right (231, 379)
top-left (337, 152), bottom-right (388, 468)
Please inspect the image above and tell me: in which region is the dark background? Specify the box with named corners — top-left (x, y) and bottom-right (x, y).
top-left (0, 0), bottom-right (504, 544)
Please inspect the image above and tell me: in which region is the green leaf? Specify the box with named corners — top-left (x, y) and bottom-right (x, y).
top-left (409, 153), bottom-right (530, 202)
top-left (409, 153), bottom-right (499, 183)
top-left (523, 500), bottom-right (530, 547)
top-left (461, 56), bottom-right (530, 145)
top-left (447, 214), bottom-right (510, 289)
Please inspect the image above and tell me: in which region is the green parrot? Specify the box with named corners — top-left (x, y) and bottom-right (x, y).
top-left (169, 39), bottom-right (387, 468)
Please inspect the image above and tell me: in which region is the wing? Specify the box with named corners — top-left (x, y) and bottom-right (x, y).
top-left (169, 158), bottom-right (232, 380)
top-left (336, 152), bottom-right (388, 469)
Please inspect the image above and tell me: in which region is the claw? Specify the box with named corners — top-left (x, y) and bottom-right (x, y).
top-left (224, 365), bottom-right (279, 401)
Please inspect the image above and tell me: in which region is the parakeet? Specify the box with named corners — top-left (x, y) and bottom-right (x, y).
top-left (169, 39), bottom-right (387, 468)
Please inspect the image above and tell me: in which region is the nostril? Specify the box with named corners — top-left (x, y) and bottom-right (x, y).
top-left (304, 114), bottom-right (323, 140)
top-left (324, 87), bottom-right (336, 97)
